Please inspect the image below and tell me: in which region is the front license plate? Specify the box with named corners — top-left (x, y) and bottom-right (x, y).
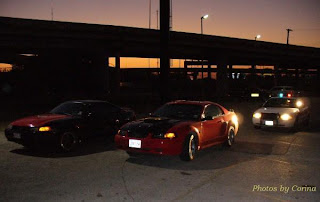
top-left (129, 139), bottom-right (141, 148)
top-left (13, 133), bottom-right (21, 139)
top-left (265, 121), bottom-right (274, 126)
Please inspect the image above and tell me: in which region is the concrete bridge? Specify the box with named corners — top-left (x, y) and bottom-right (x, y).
top-left (0, 16), bottom-right (319, 96)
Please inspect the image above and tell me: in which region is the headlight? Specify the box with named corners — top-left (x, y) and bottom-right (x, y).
top-left (232, 115), bottom-right (238, 124)
top-left (39, 126), bottom-right (51, 132)
top-left (280, 114), bottom-right (292, 121)
top-left (253, 113), bottom-right (261, 119)
top-left (296, 100), bottom-right (303, 108)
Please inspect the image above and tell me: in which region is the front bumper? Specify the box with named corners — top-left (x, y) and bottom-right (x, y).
top-left (5, 127), bottom-right (60, 147)
top-left (252, 117), bottom-right (295, 128)
top-left (114, 134), bottom-right (183, 155)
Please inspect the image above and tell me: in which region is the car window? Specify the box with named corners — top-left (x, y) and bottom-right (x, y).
top-left (50, 102), bottom-right (85, 116)
top-left (263, 98), bottom-right (296, 108)
top-left (204, 104), bottom-right (224, 118)
top-left (153, 104), bottom-right (203, 120)
top-left (89, 103), bottom-right (120, 118)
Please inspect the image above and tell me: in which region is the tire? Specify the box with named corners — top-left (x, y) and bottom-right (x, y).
top-left (60, 132), bottom-right (78, 152)
top-left (254, 125), bottom-right (261, 129)
top-left (180, 134), bottom-right (197, 161)
top-left (225, 126), bottom-right (235, 147)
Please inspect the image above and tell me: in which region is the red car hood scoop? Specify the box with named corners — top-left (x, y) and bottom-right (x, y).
top-left (11, 114), bottom-right (70, 127)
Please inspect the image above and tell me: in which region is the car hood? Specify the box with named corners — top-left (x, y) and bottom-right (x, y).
top-left (254, 107), bottom-right (299, 114)
top-left (122, 117), bottom-right (184, 133)
top-left (11, 114), bottom-right (71, 127)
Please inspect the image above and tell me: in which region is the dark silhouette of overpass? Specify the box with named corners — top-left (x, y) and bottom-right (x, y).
top-left (0, 16), bottom-right (319, 98)
top-left (1, 16), bottom-right (319, 66)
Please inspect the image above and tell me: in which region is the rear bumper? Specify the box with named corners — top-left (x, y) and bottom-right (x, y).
top-left (114, 134), bottom-right (183, 155)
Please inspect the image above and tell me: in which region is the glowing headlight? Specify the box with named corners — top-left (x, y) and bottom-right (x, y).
top-left (232, 115), bottom-right (238, 124)
top-left (253, 113), bottom-right (262, 119)
top-left (296, 100), bottom-right (303, 108)
top-left (39, 126), bottom-right (51, 132)
top-left (280, 114), bottom-right (292, 121)
top-left (164, 133), bottom-right (176, 139)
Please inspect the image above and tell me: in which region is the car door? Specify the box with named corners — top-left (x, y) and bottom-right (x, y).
top-left (201, 104), bottom-right (226, 146)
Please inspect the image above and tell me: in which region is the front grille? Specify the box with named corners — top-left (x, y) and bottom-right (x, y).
top-left (127, 131), bottom-right (149, 138)
top-left (261, 113), bottom-right (279, 120)
top-left (11, 126), bottom-right (35, 134)
top-left (128, 128), bottom-right (149, 138)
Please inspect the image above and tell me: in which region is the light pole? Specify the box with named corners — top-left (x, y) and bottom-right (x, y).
top-left (255, 34), bottom-right (261, 41)
top-left (200, 14), bottom-right (208, 98)
top-left (201, 14), bottom-right (209, 34)
top-left (286, 28), bottom-right (293, 45)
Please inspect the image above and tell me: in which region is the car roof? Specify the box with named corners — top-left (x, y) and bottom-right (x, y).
top-left (167, 100), bottom-right (217, 107)
top-left (65, 100), bottom-right (113, 105)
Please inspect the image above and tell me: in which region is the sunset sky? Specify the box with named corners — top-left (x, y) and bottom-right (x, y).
top-left (0, 0), bottom-right (319, 68)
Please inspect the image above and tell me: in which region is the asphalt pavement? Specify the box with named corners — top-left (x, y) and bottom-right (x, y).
top-left (0, 99), bottom-right (319, 202)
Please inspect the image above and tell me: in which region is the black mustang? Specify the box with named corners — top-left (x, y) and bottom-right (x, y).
top-left (5, 100), bottom-right (135, 151)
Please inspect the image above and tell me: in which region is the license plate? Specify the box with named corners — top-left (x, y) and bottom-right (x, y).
top-left (265, 121), bottom-right (274, 126)
top-left (129, 139), bottom-right (141, 148)
top-left (13, 133), bottom-right (21, 139)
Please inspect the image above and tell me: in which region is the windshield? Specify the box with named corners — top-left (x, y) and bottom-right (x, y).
top-left (153, 104), bottom-right (203, 120)
top-left (50, 102), bottom-right (85, 116)
top-left (263, 98), bottom-right (296, 108)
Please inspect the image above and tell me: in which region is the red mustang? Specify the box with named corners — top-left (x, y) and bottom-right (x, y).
top-left (115, 100), bottom-right (239, 161)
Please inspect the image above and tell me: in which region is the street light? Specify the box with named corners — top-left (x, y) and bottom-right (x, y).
top-left (255, 34), bottom-right (261, 41)
top-left (200, 14), bottom-right (209, 97)
top-left (201, 14), bottom-right (209, 34)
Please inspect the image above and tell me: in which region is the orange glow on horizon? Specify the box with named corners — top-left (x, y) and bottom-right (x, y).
top-left (0, 63), bottom-right (13, 72)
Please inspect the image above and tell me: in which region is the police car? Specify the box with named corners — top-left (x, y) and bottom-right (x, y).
top-left (252, 97), bottom-right (310, 130)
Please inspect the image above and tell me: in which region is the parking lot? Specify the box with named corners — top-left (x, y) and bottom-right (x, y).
top-left (1, 99), bottom-right (319, 201)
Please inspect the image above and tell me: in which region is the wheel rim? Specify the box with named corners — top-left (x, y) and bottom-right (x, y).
top-left (61, 132), bottom-right (76, 151)
top-left (228, 129), bottom-right (235, 146)
top-left (188, 135), bottom-right (196, 160)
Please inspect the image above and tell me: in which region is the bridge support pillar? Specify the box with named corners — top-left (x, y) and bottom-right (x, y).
top-left (216, 60), bottom-right (228, 98)
top-left (228, 65), bottom-right (233, 79)
top-left (295, 68), bottom-right (299, 86)
top-left (114, 53), bottom-right (121, 94)
top-left (160, 0), bottom-right (170, 103)
top-left (274, 65), bottom-right (279, 86)
top-left (208, 62), bottom-right (212, 79)
top-left (87, 53), bottom-right (110, 99)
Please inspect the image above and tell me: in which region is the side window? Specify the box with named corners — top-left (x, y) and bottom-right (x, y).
top-left (89, 103), bottom-right (119, 119)
top-left (204, 104), bottom-right (224, 118)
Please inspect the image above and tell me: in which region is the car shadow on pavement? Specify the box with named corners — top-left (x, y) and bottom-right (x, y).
top-left (125, 144), bottom-right (259, 171)
top-left (10, 136), bottom-right (116, 158)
